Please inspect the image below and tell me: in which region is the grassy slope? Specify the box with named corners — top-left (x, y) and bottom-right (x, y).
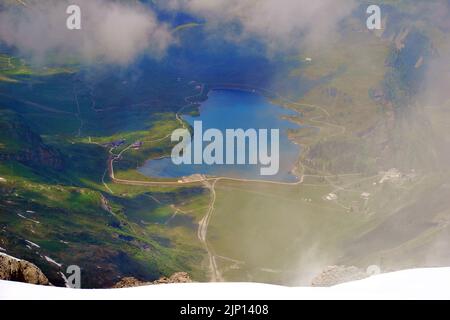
top-left (0, 54), bottom-right (210, 287)
top-left (2, 0), bottom-right (450, 287)
top-left (207, 2), bottom-right (450, 284)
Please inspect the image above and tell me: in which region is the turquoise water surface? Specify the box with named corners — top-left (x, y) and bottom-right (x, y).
top-left (138, 89), bottom-right (301, 182)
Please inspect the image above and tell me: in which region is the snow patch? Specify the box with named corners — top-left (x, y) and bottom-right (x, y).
top-left (17, 214), bottom-right (40, 224)
top-left (59, 272), bottom-right (71, 288)
top-left (25, 240), bottom-right (40, 248)
top-left (2, 267), bottom-right (450, 300)
top-left (44, 256), bottom-right (62, 267)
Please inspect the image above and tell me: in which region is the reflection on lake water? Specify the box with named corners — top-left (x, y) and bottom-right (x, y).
top-left (139, 89), bottom-right (302, 182)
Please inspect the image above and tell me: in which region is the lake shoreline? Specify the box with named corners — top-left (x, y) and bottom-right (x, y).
top-left (138, 88), bottom-right (303, 183)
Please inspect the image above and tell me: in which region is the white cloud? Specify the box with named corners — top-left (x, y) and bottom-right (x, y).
top-left (161, 0), bottom-right (357, 49)
top-left (0, 0), bottom-right (174, 65)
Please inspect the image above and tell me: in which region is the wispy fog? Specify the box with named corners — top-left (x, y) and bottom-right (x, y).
top-left (159, 0), bottom-right (357, 50)
top-left (0, 0), bottom-right (174, 65)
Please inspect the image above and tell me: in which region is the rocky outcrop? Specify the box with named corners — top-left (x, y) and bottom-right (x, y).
top-left (152, 272), bottom-right (192, 284)
top-left (113, 272), bottom-right (192, 288)
top-left (113, 277), bottom-right (145, 288)
top-left (0, 147), bottom-right (63, 170)
top-left (311, 265), bottom-right (369, 287)
top-left (0, 111), bottom-right (63, 170)
top-left (0, 253), bottom-right (51, 285)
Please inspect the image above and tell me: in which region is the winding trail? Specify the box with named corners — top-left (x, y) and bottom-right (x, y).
top-left (198, 178), bottom-right (223, 281)
top-left (98, 82), bottom-right (350, 281)
top-left (73, 86), bottom-right (84, 137)
top-left (0, 93), bottom-right (74, 115)
top-left (1, 70), bottom-right (351, 280)
top-left (1, 77), bottom-right (348, 280)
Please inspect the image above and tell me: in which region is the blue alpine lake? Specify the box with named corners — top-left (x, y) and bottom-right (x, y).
top-left (138, 89), bottom-right (302, 182)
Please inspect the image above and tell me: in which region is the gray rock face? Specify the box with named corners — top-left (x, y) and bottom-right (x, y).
top-left (311, 265), bottom-right (369, 287)
top-left (0, 253), bottom-right (51, 285)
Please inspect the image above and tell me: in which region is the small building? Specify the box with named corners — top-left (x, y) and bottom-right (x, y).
top-left (325, 193), bottom-right (338, 201)
top-left (107, 139), bottom-right (126, 148)
top-left (361, 192), bottom-right (371, 200)
top-left (379, 168), bottom-right (401, 183)
top-left (131, 141), bottom-right (143, 150)
top-left (181, 174), bottom-right (206, 183)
